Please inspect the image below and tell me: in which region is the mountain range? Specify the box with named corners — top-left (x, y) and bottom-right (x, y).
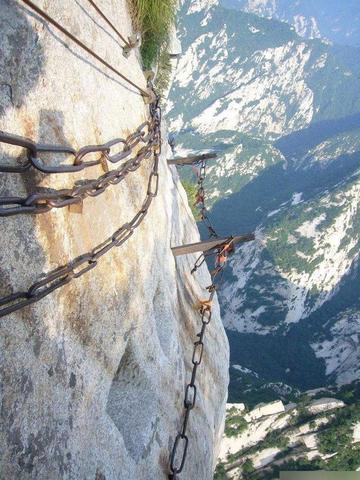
top-left (221, 0), bottom-right (360, 46)
top-left (168, 0), bottom-right (360, 405)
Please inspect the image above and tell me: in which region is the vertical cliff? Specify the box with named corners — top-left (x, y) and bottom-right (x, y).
top-left (0, 1), bottom-right (229, 478)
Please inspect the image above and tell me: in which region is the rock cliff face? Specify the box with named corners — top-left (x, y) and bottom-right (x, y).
top-left (0, 1), bottom-right (229, 479)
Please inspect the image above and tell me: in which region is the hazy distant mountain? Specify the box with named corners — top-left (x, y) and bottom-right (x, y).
top-left (221, 0), bottom-right (360, 46)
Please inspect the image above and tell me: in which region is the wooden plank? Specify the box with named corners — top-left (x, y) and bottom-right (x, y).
top-left (171, 233), bottom-right (255, 256)
top-left (167, 152), bottom-right (217, 166)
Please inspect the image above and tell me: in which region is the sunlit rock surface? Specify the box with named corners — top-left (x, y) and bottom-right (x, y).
top-left (0, 1), bottom-right (229, 478)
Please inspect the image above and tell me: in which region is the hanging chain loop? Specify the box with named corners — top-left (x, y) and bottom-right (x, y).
top-left (193, 158), bottom-right (219, 238)
top-left (169, 156), bottom-right (236, 479)
top-left (0, 88), bottom-right (161, 318)
top-left (0, 123), bottom-right (157, 217)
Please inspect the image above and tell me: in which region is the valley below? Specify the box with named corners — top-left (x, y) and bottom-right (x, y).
top-left (168, 0), bottom-right (360, 411)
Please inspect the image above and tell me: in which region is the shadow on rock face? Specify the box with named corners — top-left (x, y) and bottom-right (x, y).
top-left (0, 0), bottom-right (72, 190)
top-left (106, 339), bottom-right (162, 463)
top-left (74, 0), bottom-right (123, 50)
top-left (0, 1), bottom-right (47, 295)
top-left (38, 109), bottom-right (69, 145)
top-left (0, 0), bottom-right (45, 118)
top-left (0, 0), bottom-right (46, 188)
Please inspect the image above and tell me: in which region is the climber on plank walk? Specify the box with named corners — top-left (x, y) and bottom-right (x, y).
top-left (211, 239), bottom-right (235, 275)
top-left (194, 187), bottom-right (205, 207)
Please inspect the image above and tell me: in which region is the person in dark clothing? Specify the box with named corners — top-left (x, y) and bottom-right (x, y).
top-left (168, 132), bottom-right (176, 155)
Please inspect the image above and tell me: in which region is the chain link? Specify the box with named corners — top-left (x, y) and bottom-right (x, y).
top-left (0, 123), bottom-right (157, 217)
top-left (0, 89), bottom-right (161, 318)
top-left (0, 121), bottom-right (152, 173)
top-left (169, 159), bottom-right (235, 479)
top-left (193, 159), bottom-right (219, 239)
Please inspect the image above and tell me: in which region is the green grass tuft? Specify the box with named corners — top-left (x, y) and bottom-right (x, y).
top-left (129, 0), bottom-right (177, 68)
top-left (155, 49), bottom-right (173, 97)
top-left (181, 180), bottom-right (201, 220)
top-left (224, 411), bottom-right (248, 437)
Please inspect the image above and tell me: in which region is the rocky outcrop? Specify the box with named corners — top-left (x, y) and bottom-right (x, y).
top-left (0, 1), bottom-right (229, 479)
top-left (217, 396), bottom-right (353, 478)
top-left (244, 400), bottom-right (285, 421)
top-left (307, 398), bottom-right (345, 415)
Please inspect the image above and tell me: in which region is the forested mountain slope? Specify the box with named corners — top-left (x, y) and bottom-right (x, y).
top-left (168, 0), bottom-right (360, 403)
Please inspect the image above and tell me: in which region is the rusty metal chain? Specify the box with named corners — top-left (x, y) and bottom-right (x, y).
top-left (169, 161), bottom-right (235, 477)
top-left (0, 90), bottom-right (161, 318)
top-left (189, 158), bottom-right (222, 275)
top-left (193, 158), bottom-right (219, 239)
top-left (0, 123), bottom-right (157, 216)
top-left (169, 251), bottom-right (231, 479)
top-left (190, 249), bottom-right (216, 275)
top-left (169, 285), bottom-right (215, 479)
top-left (0, 121), bottom-right (152, 174)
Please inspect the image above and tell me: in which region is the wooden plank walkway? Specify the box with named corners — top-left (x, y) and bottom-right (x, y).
top-left (171, 233), bottom-right (255, 256)
top-left (167, 152), bottom-right (217, 166)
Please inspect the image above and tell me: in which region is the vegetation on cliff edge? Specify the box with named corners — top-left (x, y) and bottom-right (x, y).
top-left (128, 0), bottom-right (177, 68)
